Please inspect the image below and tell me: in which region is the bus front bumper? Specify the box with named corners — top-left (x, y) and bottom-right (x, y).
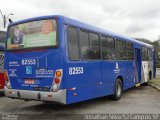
top-left (4, 86), bottom-right (66, 104)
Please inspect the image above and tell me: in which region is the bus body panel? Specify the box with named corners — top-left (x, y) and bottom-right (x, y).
top-left (102, 61), bottom-right (136, 90)
top-left (142, 61), bottom-right (149, 83)
top-left (153, 50), bottom-right (156, 78)
top-left (135, 48), bottom-right (142, 83)
top-left (148, 61), bottom-right (153, 79)
top-left (65, 61), bottom-right (103, 104)
top-left (65, 60), bottom-right (136, 104)
top-left (141, 61), bottom-right (153, 83)
top-left (5, 50), bottom-right (63, 90)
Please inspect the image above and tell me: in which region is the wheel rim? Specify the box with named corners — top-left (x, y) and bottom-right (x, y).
top-left (116, 83), bottom-right (121, 97)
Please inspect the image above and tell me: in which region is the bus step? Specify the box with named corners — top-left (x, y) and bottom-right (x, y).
top-left (135, 83), bottom-right (141, 87)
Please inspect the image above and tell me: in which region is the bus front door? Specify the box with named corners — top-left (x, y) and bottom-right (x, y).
top-left (135, 48), bottom-right (141, 83)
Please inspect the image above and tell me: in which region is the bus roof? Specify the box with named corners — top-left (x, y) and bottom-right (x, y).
top-left (8, 15), bottom-right (153, 48)
top-left (62, 16), bottom-right (153, 48)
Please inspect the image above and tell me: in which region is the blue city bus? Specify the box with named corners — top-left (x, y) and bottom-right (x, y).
top-left (4, 15), bottom-right (155, 104)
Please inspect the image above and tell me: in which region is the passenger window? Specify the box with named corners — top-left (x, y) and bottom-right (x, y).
top-left (88, 33), bottom-right (100, 60)
top-left (101, 36), bottom-right (107, 47)
top-left (80, 30), bottom-right (89, 60)
top-left (101, 36), bottom-right (116, 60)
top-left (67, 26), bottom-right (79, 60)
top-left (145, 47), bottom-right (148, 60)
top-left (126, 42), bottom-right (134, 60)
top-left (108, 37), bottom-right (115, 49)
top-left (142, 46), bottom-right (148, 61)
top-left (116, 40), bottom-right (126, 60)
top-left (148, 48), bottom-right (152, 61)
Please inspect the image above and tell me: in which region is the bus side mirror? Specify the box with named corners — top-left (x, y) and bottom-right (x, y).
top-left (9, 18), bottom-right (13, 23)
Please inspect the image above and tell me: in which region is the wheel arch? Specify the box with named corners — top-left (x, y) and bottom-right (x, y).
top-left (149, 70), bottom-right (152, 75)
top-left (149, 70), bottom-right (152, 80)
top-left (115, 75), bottom-right (124, 88)
top-left (111, 74), bottom-right (124, 100)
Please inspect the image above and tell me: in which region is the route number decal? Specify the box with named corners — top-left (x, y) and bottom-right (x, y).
top-left (22, 59), bottom-right (36, 65)
top-left (69, 67), bottom-right (83, 75)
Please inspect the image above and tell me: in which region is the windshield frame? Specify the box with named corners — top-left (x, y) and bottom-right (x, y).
top-left (6, 17), bottom-right (58, 51)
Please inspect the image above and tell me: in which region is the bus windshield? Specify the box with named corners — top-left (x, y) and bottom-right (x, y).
top-left (7, 19), bottom-right (57, 50)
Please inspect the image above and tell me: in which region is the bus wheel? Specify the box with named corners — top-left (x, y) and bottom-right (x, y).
top-left (111, 78), bottom-right (123, 101)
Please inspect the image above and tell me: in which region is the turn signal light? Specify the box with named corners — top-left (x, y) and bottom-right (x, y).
top-left (56, 71), bottom-right (61, 77)
top-left (51, 69), bottom-right (63, 92)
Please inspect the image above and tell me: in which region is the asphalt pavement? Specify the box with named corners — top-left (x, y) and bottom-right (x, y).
top-left (0, 69), bottom-right (160, 120)
top-left (149, 69), bottom-right (160, 90)
top-left (0, 86), bottom-right (160, 120)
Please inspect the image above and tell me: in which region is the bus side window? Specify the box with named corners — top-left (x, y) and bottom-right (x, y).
top-left (148, 48), bottom-right (152, 61)
top-left (142, 46), bottom-right (148, 61)
top-left (107, 37), bottom-right (116, 60)
top-left (142, 47), bottom-right (145, 60)
top-left (145, 47), bottom-right (148, 61)
top-left (101, 36), bottom-right (116, 60)
top-left (126, 42), bottom-right (134, 60)
top-left (67, 26), bottom-right (79, 60)
top-left (116, 40), bottom-right (126, 60)
top-left (88, 32), bottom-right (100, 60)
top-left (80, 30), bottom-right (89, 60)
top-left (101, 36), bottom-right (107, 60)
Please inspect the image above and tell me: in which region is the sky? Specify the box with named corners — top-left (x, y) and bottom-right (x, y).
top-left (0, 0), bottom-right (160, 41)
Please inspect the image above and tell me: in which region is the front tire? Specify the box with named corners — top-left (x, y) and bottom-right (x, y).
top-left (111, 78), bottom-right (123, 101)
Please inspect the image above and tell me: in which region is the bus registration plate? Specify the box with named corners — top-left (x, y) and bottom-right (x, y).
top-left (25, 79), bottom-right (35, 84)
